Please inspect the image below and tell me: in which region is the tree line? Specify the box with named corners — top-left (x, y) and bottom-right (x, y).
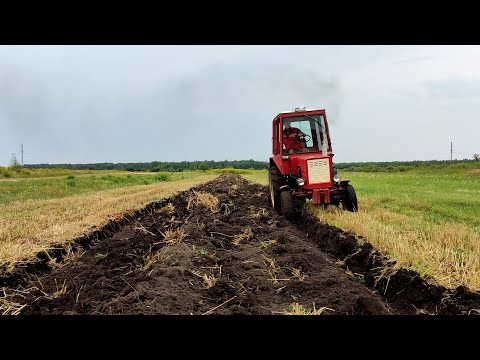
top-left (336, 159), bottom-right (480, 172)
top-left (25, 159), bottom-right (268, 172)
top-left (21, 157), bottom-right (480, 173)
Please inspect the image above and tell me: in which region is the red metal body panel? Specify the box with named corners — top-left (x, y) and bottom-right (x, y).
top-left (324, 188), bottom-right (331, 204)
top-left (301, 156), bottom-right (333, 189)
top-left (274, 153), bottom-right (333, 189)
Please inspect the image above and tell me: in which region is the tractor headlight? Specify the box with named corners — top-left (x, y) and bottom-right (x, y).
top-left (296, 178), bottom-right (305, 186)
top-left (333, 174), bottom-right (341, 183)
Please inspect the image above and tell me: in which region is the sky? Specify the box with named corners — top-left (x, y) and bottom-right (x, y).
top-left (1, 45), bottom-right (479, 166)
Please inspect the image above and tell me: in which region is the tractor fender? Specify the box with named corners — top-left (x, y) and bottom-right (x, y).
top-left (279, 185), bottom-right (291, 192)
top-left (340, 180), bottom-right (350, 186)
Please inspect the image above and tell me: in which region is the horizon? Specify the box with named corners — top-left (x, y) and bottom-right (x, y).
top-left (22, 157), bottom-right (476, 167)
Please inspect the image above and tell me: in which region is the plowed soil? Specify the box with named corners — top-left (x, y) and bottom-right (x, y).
top-left (3, 174), bottom-right (480, 315)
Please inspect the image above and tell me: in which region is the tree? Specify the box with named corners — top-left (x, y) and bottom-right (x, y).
top-left (198, 162), bottom-right (209, 172)
top-left (474, 154), bottom-right (480, 161)
top-left (10, 153), bottom-right (22, 172)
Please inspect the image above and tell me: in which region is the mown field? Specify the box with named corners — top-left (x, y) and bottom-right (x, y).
top-left (245, 165), bottom-right (480, 291)
top-left (0, 170), bottom-right (219, 268)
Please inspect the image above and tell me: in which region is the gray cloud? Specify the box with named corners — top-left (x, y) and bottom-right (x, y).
top-left (425, 77), bottom-right (480, 99)
top-left (0, 60), bottom-right (51, 135)
top-left (138, 61), bottom-right (341, 162)
top-left (0, 50), bottom-right (341, 165)
top-left (392, 55), bottom-right (434, 65)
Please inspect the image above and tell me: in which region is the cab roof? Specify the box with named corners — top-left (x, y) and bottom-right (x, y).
top-left (277, 108), bottom-right (325, 117)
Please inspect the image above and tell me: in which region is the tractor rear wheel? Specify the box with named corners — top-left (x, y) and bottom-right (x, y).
top-left (343, 184), bottom-right (358, 212)
top-left (280, 190), bottom-right (296, 221)
top-left (269, 163), bottom-right (282, 211)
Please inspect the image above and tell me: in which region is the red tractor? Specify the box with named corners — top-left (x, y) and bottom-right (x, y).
top-left (269, 107), bottom-right (358, 220)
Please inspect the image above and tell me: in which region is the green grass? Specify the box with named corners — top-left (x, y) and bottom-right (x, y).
top-left (205, 168), bottom-right (264, 175)
top-left (241, 170), bottom-right (268, 185)
top-left (241, 167), bottom-right (480, 229)
top-left (0, 171), bottom-right (202, 205)
top-left (0, 168), bottom-right (266, 206)
top-left (337, 159), bottom-right (480, 174)
top-left (0, 168), bottom-right (131, 179)
top-left (341, 171), bottom-right (480, 228)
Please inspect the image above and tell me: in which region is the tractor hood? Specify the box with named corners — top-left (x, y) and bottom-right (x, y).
top-left (288, 154), bottom-right (333, 189)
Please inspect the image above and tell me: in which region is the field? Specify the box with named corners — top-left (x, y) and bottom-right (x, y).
top-left (1, 166), bottom-right (480, 315)
top-left (4, 174), bottom-right (480, 315)
top-left (0, 170), bottom-right (218, 267)
top-left (245, 167), bottom-right (480, 291)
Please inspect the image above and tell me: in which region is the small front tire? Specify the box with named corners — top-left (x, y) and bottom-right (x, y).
top-left (342, 184), bottom-right (358, 212)
top-left (280, 191), bottom-right (296, 221)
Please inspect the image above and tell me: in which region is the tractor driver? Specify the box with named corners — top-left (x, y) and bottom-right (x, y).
top-left (283, 120), bottom-right (309, 154)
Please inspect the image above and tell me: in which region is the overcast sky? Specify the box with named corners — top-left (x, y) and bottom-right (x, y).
top-left (1, 45), bottom-right (479, 166)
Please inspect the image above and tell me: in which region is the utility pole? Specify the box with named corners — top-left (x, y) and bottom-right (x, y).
top-left (20, 144), bottom-right (24, 166)
top-left (450, 142), bottom-right (453, 161)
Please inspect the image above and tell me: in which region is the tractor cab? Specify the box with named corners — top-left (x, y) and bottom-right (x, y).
top-left (269, 107), bottom-right (358, 221)
top-left (281, 111), bottom-right (331, 156)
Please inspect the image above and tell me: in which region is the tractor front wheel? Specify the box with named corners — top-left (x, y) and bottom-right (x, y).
top-left (269, 163), bottom-right (282, 212)
top-left (280, 191), bottom-right (296, 221)
top-left (342, 184), bottom-right (358, 212)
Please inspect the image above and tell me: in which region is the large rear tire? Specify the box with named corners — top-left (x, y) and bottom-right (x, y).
top-left (269, 162), bottom-right (282, 212)
top-left (343, 184), bottom-right (358, 212)
top-left (280, 190), bottom-right (296, 221)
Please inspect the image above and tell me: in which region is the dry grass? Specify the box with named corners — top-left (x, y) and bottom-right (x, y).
top-left (44, 243), bottom-right (86, 270)
top-left (51, 279), bottom-right (68, 299)
top-left (0, 298), bottom-right (25, 315)
top-left (202, 296), bottom-right (237, 315)
top-left (191, 269), bottom-right (218, 289)
top-left (187, 191), bottom-right (220, 213)
top-left (159, 228), bottom-right (188, 246)
top-left (261, 253), bottom-right (290, 284)
top-left (0, 294), bottom-right (25, 315)
top-left (220, 200), bottom-right (234, 216)
top-left (0, 287), bottom-right (40, 315)
top-left (186, 194), bottom-right (196, 210)
top-left (0, 174), bottom-right (216, 268)
top-left (141, 248), bottom-right (173, 274)
top-left (133, 221), bottom-right (157, 237)
top-left (313, 204), bottom-right (480, 290)
top-left (228, 184), bottom-right (239, 197)
top-left (259, 239), bottom-right (277, 249)
top-left (280, 302), bottom-right (335, 315)
top-left (261, 253), bottom-right (278, 271)
top-left (288, 267), bottom-right (307, 281)
top-left (251, 208), bottom-right (269, 219)
top-left (232, 226), bottom-right (253, 245)
top-left (468, 169), bottom-right (480, 176)
top-left (156, 203), bottom-right (176, 215)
